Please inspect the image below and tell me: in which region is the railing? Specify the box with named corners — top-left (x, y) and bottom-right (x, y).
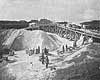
top-left (25, 24), bottom-right (100, 39)
top-left (58, 25), bottom-right (100, 39)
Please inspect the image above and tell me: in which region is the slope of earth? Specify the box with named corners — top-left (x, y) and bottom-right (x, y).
top-left (0, 29), bottom-right (16, 50)
top-left (1, 43), bottom-right (100, 80)
top-left (52, 43), bottom-right (100, 80)
top-left (0, 50), bottom-right (57, 80)
top-left (0, 29), bottom-right (86, 80)
top-left (1, 29), bottom-right (63, 51)
top-left (1, 29), bottom-right (76, 52)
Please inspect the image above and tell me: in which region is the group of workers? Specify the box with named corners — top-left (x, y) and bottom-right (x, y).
top-left (40, 47), bottom-right (49, 68)
top-left (57, 44), bottom-right (75, 55)
top-left (27, 47), bottom-right (49, 69)
top-left (62, 44), bottom-right (73, 53)
top-left (62, 44), bottom-right (68, 53)
top-left (26, 46), bottom-right (40, 56)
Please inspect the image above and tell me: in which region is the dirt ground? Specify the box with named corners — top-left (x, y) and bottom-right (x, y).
top-left (0, 46), bottom-right (79, 80)
top-left (0, 43), bottom-right (100, 80)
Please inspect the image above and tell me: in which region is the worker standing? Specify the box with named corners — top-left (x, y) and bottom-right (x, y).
top-left (66, 44), bottom-right (68, 51)
top-left (41, 49), bottom-right (45, 64)
top-left (44, 47), bottom-right (47, 55)
top-left (38, 46), bottom-right (40, 53)
top-left (32, 48), bottom-right (34, 54)
top-left (62, 45), bottom-right (65, 53)
top-left (45, 55), bottom-right (49, 68)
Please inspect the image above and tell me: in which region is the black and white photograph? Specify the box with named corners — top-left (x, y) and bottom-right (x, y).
top-left (0, 0), bottom-right (100, 80)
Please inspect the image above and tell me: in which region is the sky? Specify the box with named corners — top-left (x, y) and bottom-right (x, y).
top-left (0, 0), bottom-right (100, 22)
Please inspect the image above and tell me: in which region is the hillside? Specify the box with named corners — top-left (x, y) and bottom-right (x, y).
top-left (0, 29), bottom-right (100, 80)
top-left (0, 39), bottom-right (100, 80)
top-left (0, 21), bottom-right (29, 29)
top-left (0, 29), bottom-right (77, 52)
top-left (52, 43), bottom-right (100, 80)
top-left (0, 29), bottom-right (61, 51)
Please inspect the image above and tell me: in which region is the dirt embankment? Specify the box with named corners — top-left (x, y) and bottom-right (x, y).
top-left (1, 29), bottom-right (77, 52)
top-left (52, 43), bottom-right (100, 80)
top-left (0, 29), bottom-right (63, 51)
top-left (1, 29), bottom-right (100, 80)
